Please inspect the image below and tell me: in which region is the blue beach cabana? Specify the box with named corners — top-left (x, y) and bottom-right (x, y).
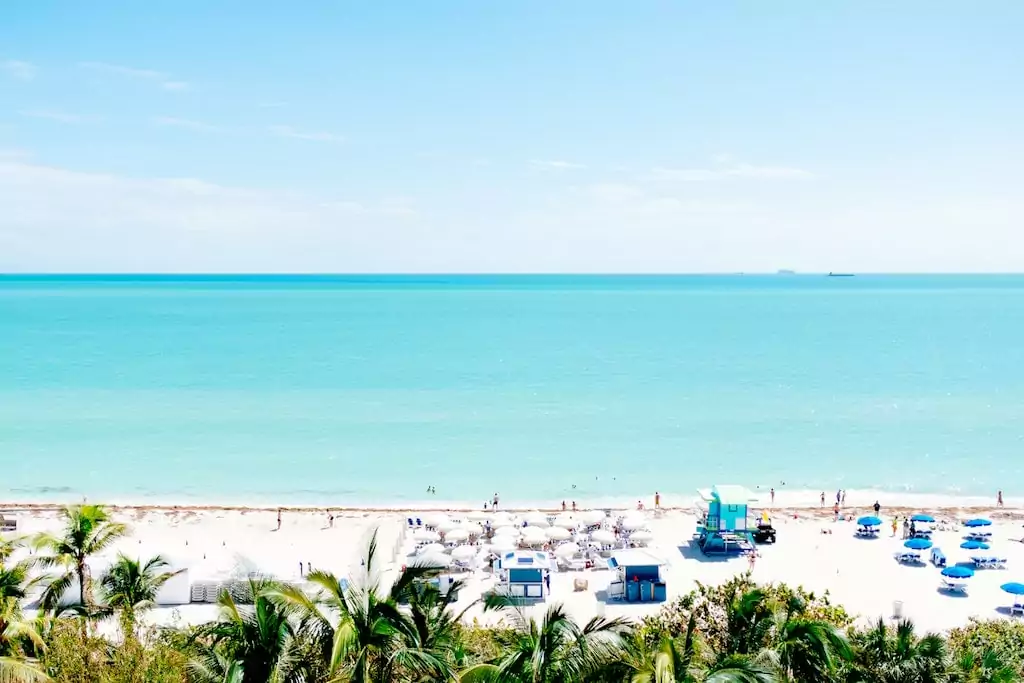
top-left (606, 549), bottom-right (667, 603)
top-left (497, 551), bottom-right (551, 599)
top-left (695, 485), bottom-right (754, 555)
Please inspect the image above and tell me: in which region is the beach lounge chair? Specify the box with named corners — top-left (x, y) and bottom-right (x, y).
top-left (930, 548), bottom-right (946, 567)
top-left (1011, 600), bottom-right (1024, 616)
top-left (407, 517), bottom-right (415, 528)
top-left (972, 556), bottom-right (1007, 569)
top-left (941, 579), bottom-right (968, 594)
top-left (894, 551), bottom-right (920, 564)
top-left (416, 518), bottom-right (423, 527)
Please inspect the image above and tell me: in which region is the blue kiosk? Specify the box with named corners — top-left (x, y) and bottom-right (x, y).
top-left (695, 485), bottom-right (754, 555)
top-left (497, 551), bottom-right (551, 599)
top-left (607, 549), bottom-right (667, 602)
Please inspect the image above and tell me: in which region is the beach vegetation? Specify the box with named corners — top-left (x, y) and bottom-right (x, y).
top-left (33, 505), bottom-right (129, 611)
top-left (98, 554), bottom-right (184, 641)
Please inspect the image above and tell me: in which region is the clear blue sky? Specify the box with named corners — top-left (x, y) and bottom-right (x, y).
top-left (2, 2), bottom-right (1022, 272)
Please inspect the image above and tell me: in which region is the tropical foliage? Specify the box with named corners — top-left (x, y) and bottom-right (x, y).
top-left (0, 505), bottom-right (1022, 683)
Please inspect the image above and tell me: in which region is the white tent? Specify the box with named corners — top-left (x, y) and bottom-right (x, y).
top-left (620, 516), bottom-right (648, 531)
top-left (523, 512), bottom-right (550, 527)
top-left (423, 513), bottom-right (450, 528)
top-left (545, 527), bottom-right (571, 541)
top-left (521, 526), bottom-right (548, 545)
top-left (446, 529), bottom-right (470, 543)
top-left (581, 510), bottom-right (606, 525)
top-left (413, 529), bottom-right (440, 542)
top-left (591, 529), bottom-right (615, 544)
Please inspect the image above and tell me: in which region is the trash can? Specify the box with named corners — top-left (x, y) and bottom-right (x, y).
top-left (892, 600), bottom-right (903, 618)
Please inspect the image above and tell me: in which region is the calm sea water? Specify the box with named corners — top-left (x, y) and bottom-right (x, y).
top-left (2, 275), bottom-right (1024, 506)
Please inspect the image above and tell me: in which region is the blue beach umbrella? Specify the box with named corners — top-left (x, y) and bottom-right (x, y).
top-left (942, 565), bottom-right (975, 579)
top-left (911, 514), bottom-right (935, 523)
top-left (1000, 583), bottom-right (1024, 595)
top-left (965, 518), bottom-right (992, 528)
top-left (858, 516), bottom-right (882, 527)
top-left (960, 540), bottom-right (991, 550)
top-left (904, 538), bottom-right (933, 550)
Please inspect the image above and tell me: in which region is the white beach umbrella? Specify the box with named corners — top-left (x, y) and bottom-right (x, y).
top-left (581, 510), bottom-right (606, 524)
top-left (620, 516), bottom-right (648, 531)
top-left (591, 529), bottom-right (615, 544)
top-left (413, 529), bottom-right (440, 542)
top-left (416, 553), bottom-right (451, 569)
top-left (446, 529), bottom-right (470, 542)
top-left (437, 520), bottom-right (460, 533)
top-left (489, 538), bottom-right (517, 553)
top-left (493, 525), bottom-right (520, 538)
top-left (424, 513), bottom-right (450, 528)
top-left (418, 543), bottom-right (446, 556)
top-left (524, 512), bottom-right (550, 527)
top-left (466, 510), bottom-right (490, 521)
top-left (555, 542), bottom-right (581, 558)
top-left (450, 545), bottom-right (478, 560)
top-left (459, 521), bottom-right (482, 534)
top-left (630, 529), bottom-right (654, 544)
top-left (546, 526), bottom-right (571, 541)
top-left (554, 513), bottom-right (580, 528)
top-left (490, 511), bottom-right (514, 525)
top-left (522, 526), bottom-right (548, 545)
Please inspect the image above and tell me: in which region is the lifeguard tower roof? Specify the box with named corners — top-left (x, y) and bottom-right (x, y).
top-left (697, 485), bottom-right (754, 505)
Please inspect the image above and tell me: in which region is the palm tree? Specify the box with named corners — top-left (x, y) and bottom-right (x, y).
top-left (270, 531), bottom-right (457, 682)
top-left (850, 618), bottom-right (948, 683)
top-left (0, 560), bottom-right (48, 683)
top-left (98, 554), bottom-right (183, 638)
top-left (949, 649), bottom-right (1019, 683)
top-left (768, 596), bottom-right (851, 682)
top-left (461, 597), bottom-right (631, 683)
top-left (187, 647), bottom-right (245, 683)
top-left (33, 504), bottom-right (128, 610)
top-left (615, 613), bottom-right (776, 683)
top-left (197, 578), bottom-right (294, 683)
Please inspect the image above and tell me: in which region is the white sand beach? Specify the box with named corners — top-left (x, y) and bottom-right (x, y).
top-left (3, 493), bottom-right (1024, 635)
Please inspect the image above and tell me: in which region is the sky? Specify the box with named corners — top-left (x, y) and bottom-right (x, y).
top-left (1, 2), bottom-right (1023, 273)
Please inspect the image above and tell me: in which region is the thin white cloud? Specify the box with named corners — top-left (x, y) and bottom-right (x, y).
top-left (152, 116), bottom-right (220, 133)
top-left (78, 61), bottom-right (189, 92)
top-left (19, 109), bottom-right (84, 124)
top-left (269, 125), bottom-right (344, 143)
top-left (531, 159), bottom-right (587, 170)
top-left (2, 60), bottom-right (37, 81)
top-left (649, 161), bottom-right (812, 182)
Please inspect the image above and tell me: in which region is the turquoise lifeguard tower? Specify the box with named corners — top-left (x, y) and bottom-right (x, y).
top-left (695, 485), bottom-right (754, 554)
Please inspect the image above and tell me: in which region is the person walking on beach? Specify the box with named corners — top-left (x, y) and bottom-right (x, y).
top-left (998, 490), bottom-right (1004, 507)
top-left (873, 500), bottom-right (881, 515)
top-left (276, 508), bottom-right (282, 531)
top-left (571, 501), bottom-right (577, 512)
top-left (836, 490), bottom-right (841, 506)
top-left (328, 512), bottom-right (334, 528)
top-left (841, 490), bottom-right (846, 506)
top-left (820, 492), bottom-right (825, 507)
top-left (832, 502), bottom-right (839, 522)
top-left (770, 487), bottom-right (775, 505)
top-left (902, 518), bottom-right (909, 540)
top-left (493, 493), bottom-right (499, 511)
top-left (654, 491), bottom-right (661, 509)
top-left (891, 517), bottom-right (898, 536)
top-left (561, 501), bottom-right (566, 511)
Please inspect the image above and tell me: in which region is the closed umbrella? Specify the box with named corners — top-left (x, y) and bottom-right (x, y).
top-left (904, 538), bottom-right (933, 550)
top-left (545, 527), bottom-right (571, 541)
top-left (591, 529), bottom-right (615, 544)
top-left (554, 542), bottom-right (580, 558)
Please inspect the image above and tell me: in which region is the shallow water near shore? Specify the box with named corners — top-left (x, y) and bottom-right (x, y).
top-left (3, 274), bottom-right (1024, 506)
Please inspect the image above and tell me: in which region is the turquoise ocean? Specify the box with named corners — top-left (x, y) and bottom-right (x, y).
top-left (2, 275), bottom-right (1023, 507)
